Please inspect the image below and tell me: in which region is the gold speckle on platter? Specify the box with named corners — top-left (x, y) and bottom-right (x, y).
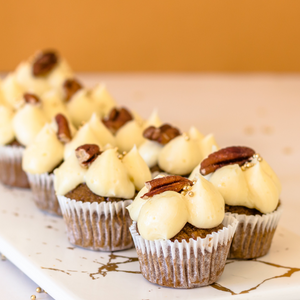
top-left (36, 287), bottom-right (42, 293)
top-left (1, 254), bottom-right (6, 261)
top-left (30, 295), bottom-right (36, 300)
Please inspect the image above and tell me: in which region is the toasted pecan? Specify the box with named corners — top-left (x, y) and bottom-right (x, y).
top-left (23, 93), bottom-right (41, 105)
top-left (55, 114), bottom-right (72, 144)
top-left (75, 144), bottom-right (101, 168)
top-left (142, 175), bottom-right (192, 199)
top-left (200, 146), bottom-right (255, 175)
top-left (63, 78), bottom-right (83, 101)
top-left (143, 124), bottom-right (180, 145)
top-left (102, 107), bottom-right (133, 134)
top-left (32, 51), bottom-right (58, 76)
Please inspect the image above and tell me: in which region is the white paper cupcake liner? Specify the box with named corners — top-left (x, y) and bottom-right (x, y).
top-left (0, 145), bottom-right (29, 188)
top-left (129, 215), bottom-right (238, 288)
top-left (27, 172), bottom-right (61, 216)
top-left (226, 205), bottom-right (283, 259)
top-left (57, 195), bottom-right (134, 251)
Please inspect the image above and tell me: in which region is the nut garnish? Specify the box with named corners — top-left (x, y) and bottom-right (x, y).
top-left (32, 51), bottom-right (58, 77)
top-left (102, 107), bottom-right (133, 134)
top-left (23, 93), bottom-right (41, 105)
top-left (200, 146), bottom-right (256, 175)
top-left (143, 124), bottom-right (181, 145)
top-left (63, 78), bottom-right (83, 101)
top-left (55, 114), bottom-right (72, 144)
top-left (141, 175), bottom-right (193, 199)
top-left (75, 144), bottom-right (101, 168)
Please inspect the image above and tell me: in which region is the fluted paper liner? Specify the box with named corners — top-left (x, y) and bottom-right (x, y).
top-left (226, 205), bottom-right (283, 259)
top-left (130, 215), bottom-right (238, 288)
top-left (27, 173), bottom-right (61, 216)
top-left (57, 195), bottom-right (134, 251)
top-left (0, 146), bottom-right (30, 188)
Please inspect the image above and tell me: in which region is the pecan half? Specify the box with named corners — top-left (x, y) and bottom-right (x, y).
top-left (142, 175), bottom-right (192, 199)
top-left (63, 78), bottom-right (83, 101)
top-left (143, 124), bottom-right (180, 145)
top-left (75, 144), bottom-right (101, 168)
top-left (102, 107), bottom-right (133, 134)
top-left (23, 93), bottom-right (41, 105)
top-left (55, 114), bottom-right (72, 143)
top-left (200, 146), bottom-right (255, 175)
top-left (32, 51), bottom-right (58, 77)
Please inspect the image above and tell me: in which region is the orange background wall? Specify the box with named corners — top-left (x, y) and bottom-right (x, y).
top-left (0, 0), bottom-right (300, 72)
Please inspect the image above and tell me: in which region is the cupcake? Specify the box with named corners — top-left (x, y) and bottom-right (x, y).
top-left (55, 145), bottom-right (152, 251)
top-left (22, 114), bottom-right (76, 215)
top-left (139, 124), bottom-right (219, 177)
top-left (198, 146), bottom-right (282, 259)
top-left (127, 174), bottom-right (238, 288)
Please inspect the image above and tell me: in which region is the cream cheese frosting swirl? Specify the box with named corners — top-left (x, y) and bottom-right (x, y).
top-left (13, 103), bottom-right (48, 146)
top-left (208, 158), bottom-right (281, 214)
top-left (22, 123), bottom-right (64, 174)
top-left (127, 174), bottom-right (225, 241)
top-left (0, 105), bottom-right (15, 145)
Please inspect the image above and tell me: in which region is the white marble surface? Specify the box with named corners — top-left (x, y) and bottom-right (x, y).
top-left (0, 73), bottom-right (299, 299)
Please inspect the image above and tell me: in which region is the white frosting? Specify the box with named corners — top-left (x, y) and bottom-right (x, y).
top-left (85, 149), bottom-right (135, 198)
top-left (122, 146), bottom-right (152, 191)
top-left (158, 135), bottom-right (202, 175)
top-left (13, 104), bottom-right (48, 146)
top-left (22, 123), bottom-right (64, 174)
top-left (47, 59), bottom-right (73, 89)
top-left (66, 89), bottom-right (98, 128)
top-left (189, 126), bottom-right (205, 141)
top-left (1, 73), bottom-right (25, 108)
top-left (54, 152), bottom-right (87, 196)
top-left (137, 191), bottom-right (189, 240)
top-left (42, 90), bottom-right (70, 121)
top-left (88, 113), bottom-right (116, 147)
top-left (209, 159), bottom-right (281, 214)
top-left (143, 110), bottom-right (162, 129)
top-left (64, 122), bottom-right (102, 160)
top-left (115, 120), bottom-right (145, 152)
top-left (138, 140), bottom-right (163, 168)
top-left (90, 84), bottom-right (117, 117)
top-left (126, 185), bottom-right (149, 221)
top-left (0, 105), bottom-right (15, 145)
top-left (185, 174), bottom-right (224, 228)
top-left (201, 134), bottom-right (219, 159)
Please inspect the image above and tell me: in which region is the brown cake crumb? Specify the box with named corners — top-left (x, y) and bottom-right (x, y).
top-left (65, 183), bottom-right (132, 203)
top-left (170, 222), bottom-right (225, 242)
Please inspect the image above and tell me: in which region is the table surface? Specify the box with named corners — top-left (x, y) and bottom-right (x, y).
top-left (0, 73), bottom-right (299, 299)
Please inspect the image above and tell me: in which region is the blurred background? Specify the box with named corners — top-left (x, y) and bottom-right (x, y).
top-left (1, 0), bottom-right (300, 72)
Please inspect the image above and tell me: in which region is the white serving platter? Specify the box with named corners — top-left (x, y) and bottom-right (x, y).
top-left (0, 183), bottom-right (299, 300)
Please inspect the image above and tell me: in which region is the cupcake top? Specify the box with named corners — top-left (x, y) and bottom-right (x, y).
top-left (139, 124), bottom-right (219, 175)
top-left (197, 146), bottom-right (281, 214)
top-left (22, 114), bottom-right (75, 174)
top-left (54, 145), bottom-right (152, 199)
top-left (14, 50), bottom-right (73, 96)
top-left (127, 174), bottom-right (225, 241)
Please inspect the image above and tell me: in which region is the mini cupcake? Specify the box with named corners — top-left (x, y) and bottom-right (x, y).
top-left (139, 124), bottom-right (219, 177)
top-left (55, 145), bottom-right (152, 251)
top-left (127, 174), bottom-right (238, 288)
top-left (198, 146), bottom-right (282, 259)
